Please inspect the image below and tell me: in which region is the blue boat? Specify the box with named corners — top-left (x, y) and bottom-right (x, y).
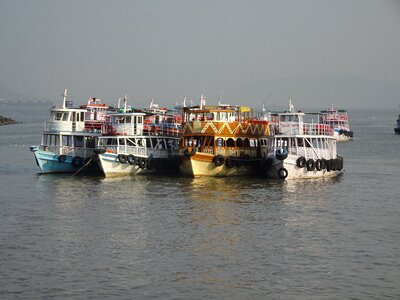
top-left (30, 89), bottom-right (104, 174)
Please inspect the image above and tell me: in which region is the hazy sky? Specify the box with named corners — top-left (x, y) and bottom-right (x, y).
top-left (1, 0), bottom-right (399, 109)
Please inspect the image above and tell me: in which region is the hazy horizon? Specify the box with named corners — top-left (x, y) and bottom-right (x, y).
top-left (1, 0), bottom-right (400, 109)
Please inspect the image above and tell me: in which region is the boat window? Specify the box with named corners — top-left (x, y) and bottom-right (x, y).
top-left (125, 116), bottom-right (131, 123)
top-left (86, 137), bottom-right (96, 149)
top-left (74, 136), bottom-right (84, 147)
top-left (159, 139), bottom-right (166, 149)
top-left (103, 138), bottom-right (117, 146)
top-left (81, 112), bottom-right (85, 122)
top-left (62, 135), bottom-right (72, 146)
top-left (243, 138), bottom-right (250, 147)
top-left (205, 136), bottom-right (214, 147)
top-left (62, 113), bottom-right (69, 121)
top-left (297, 138), bottom-right (304, 147)
top-left (119, 138), bottom-right (126, 145)
top-left (54, 135), bottom-right (60, 146)
top-left (126, 138), bottom-right (135, 146)
top-left (216, 138), bottom-right (225, 147)
top-left (151, 138), bottom-right (158, 148)
top-left (236, 138), bottom-right (243, 147)
top-left (249, 139), bottom-right (255, 147)
top-left (146, 138), bottom-right (152, 148)
top-left (226, 138), bottom-right (235, 147)
top-left (55, 112), bottom-right (63, 121)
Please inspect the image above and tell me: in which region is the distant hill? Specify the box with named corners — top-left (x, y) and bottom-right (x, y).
top-left (225, 75), bottom-right (400, 111)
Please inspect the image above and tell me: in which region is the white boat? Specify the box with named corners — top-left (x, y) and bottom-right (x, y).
top-left (320, 105), bottom-right (353, 141)
top-left (30, 89), bottom-right (105, 174)
top-left (95, 100), bottom-right (181, 177)
top-left (260, 100), bottom-right (344, 180)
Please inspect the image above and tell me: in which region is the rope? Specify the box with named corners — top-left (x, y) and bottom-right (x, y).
top-left (70, 157), bottom-right (93, 178)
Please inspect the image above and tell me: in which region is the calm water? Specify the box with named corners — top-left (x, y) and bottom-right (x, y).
top-left (1, 103), bottom-right (399, 299)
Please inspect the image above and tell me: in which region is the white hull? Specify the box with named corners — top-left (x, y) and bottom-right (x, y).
top-left (334, 131), bottom-right (353, 142)
top-left (266, 154), bottom-right (343, 180)
top-left (98, 152), bottom-right (179, 177)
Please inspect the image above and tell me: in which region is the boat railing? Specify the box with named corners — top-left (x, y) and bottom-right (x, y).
top-left (40, 145), bottom-right (95, 157)
top-left (267, 144), bottom-right (334, 160)
top-left (98, 145), bottom-right (148, 156)
top-left (101, 122), bottom-right (181, 137)
top-left (277, 122), bottom-right (333, 136)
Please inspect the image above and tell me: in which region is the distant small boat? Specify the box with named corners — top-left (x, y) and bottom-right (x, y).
top-left (260, 100), bottom-right (344, 180)
top-left (395, 113), bottom-right (400, 134)
top-left (320, 105), bottom-right (353, 142)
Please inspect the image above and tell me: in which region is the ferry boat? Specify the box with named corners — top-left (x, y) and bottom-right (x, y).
top-left (94, 100), bottom-right (181, 177)
top-left (80, 97), bottom-right (113, 131)
top-left (30, 90), bottom-right (104, 174)
top-left (179, 97), bottom-right (270, 177)
top-left (394, 112), bottom-right (400, 134)
top-left (320, 105), bottom-right (353, 141)
top-left (260, 100), bottom-right (343, 180)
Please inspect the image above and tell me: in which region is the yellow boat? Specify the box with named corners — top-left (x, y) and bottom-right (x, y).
top-left (179, 104), bottom-right (270, 177)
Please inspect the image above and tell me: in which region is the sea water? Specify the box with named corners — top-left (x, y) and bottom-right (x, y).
top-left (0, 103), bottom-right (399, 299)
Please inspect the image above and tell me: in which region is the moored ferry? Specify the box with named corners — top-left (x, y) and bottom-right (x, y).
top-left (94, 100), bottom-right (181, 177)
top-left (320, 105), bottom-right (353, 141)
top-left (30, 90), bottom-right (104, 174)
top-left (260, 100), bottom-right (344, 180)
top-left (179, 98), bottom-right (270, 177)
top-left (394, 112), bottom-right (400, 134)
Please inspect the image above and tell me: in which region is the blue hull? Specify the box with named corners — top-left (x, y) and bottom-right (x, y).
top-left (31, 148), bottom-right (78, 173)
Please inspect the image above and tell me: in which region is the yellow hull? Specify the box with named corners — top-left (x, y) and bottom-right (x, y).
top-left (179, 153), bottom-right (257, 177)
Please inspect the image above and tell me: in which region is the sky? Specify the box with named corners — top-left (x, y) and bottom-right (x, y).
top-left (1, 0), bottom-right (400, 109)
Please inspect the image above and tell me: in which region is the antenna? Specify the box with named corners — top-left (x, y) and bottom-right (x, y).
top-left (219, 89), bottom-right (224, 102)
top-left (61, 89), bottom-right (68, 108)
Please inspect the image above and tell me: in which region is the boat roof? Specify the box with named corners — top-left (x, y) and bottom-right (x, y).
top-left (183, 105), bottom-right (251, 113)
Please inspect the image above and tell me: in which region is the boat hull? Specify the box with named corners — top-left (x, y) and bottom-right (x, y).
top-left (179, 153), bottom-right (258, 177)
top-left (97, 152), bottom-right (179, 177)
top-left (265, 155), bottom-right (343, 180)
top-left (31, 146), bottom-right (97, 174)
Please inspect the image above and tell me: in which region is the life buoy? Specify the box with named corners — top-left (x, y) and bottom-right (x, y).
top-left (127, 154), bottom-right (136, 165)
top-left (306, 159), bottom-right (315, 171)
top-left (276, 147), bottom-right (288, 161)
top-left (72, 156), bottom-right (83, 167)
top-left (330, 159), bottom-right (336, 171)
top-left (183, 147), bottom-right (196, 157)
top-left (321, 159), bottom-right (327, 170)
top-left (225, 157), bottom-right (234, 168)
top-left (296, 156), bottom-right (306, 168)
top-left (315, 159), bottom-right (323, 171)
top-left (337, 156), bottom-right (343, 171)
top-left (277, 167), bottom-right (288, 179)
top-left (137, 157), bottom-right (146, 169)
top-left (118, 154), bottom-right (127, 164)
top-left (58, 155), bottom-right (66, 162)
top-left (212, 155), bottom-right (225, 167)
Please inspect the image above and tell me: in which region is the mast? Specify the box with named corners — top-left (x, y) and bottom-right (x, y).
top-left (62, 89), bottom-right (68, 109)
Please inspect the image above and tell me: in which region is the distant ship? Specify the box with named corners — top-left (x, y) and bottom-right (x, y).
top-left (320, 105), bottom-right (353, 142)
top-left (395, 112), bottom-right (400, 134)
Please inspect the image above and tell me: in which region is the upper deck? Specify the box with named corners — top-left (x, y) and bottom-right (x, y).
top-left (181, 105), bottom-right (270, 137)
